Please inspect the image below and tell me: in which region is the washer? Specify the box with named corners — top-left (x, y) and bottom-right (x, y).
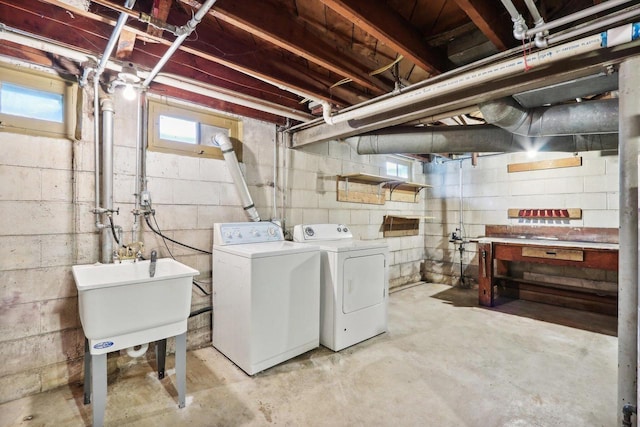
top-left (293, 223), bottom-right (389, 351)
top-left (212, 222), bottom-right (320, 375)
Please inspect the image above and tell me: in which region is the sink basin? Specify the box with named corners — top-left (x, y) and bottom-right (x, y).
top-left (72, 259), bottom-right (199, 354)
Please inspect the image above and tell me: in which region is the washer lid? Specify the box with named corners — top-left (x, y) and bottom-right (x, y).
top-left (213, 240), bottom-right (319, 258)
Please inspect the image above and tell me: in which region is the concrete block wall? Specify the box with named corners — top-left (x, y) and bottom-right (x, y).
top-left (287, 141), bottom-right (428, 288)
top-left (422, 150), bottom-right (619, 286)
top-left (0, 67), bottom-right (428, 403)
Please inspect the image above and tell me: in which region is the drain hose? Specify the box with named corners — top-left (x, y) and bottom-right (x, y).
top-left (126, 342), bottom-right (149, 358)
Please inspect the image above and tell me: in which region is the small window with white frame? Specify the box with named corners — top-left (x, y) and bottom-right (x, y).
top-left (385, 157), bottom-right (411, 179)
top-left (0, 62), bottom-right (77, 139)
top-left (148, 97), bottom-right (243, 160)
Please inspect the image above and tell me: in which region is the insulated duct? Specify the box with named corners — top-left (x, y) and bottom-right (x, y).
top-left (479, 97), bottom-right (619, 136)
top-left (214, 133), bottom-right (260, 222)
top-left (347, 125), bottom-right (618, 155)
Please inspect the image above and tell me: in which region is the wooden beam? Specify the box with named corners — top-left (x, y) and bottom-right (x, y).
top-left (115, 30), bottom-right (137, 59)
top-left (452, 0), bottom-right (515, 51)
top-left (10, 0), bottom-right (362, 108)
top-left (178, 0), bottom-right (391, 95)
top-left (318, 0), bottom-right (450, 75)
top-left (507, 156), bottom-right (583, 173)
top-left (147, 0), bottom-right (173, 38)
top-left (56, 0), bottom-right (366, 106)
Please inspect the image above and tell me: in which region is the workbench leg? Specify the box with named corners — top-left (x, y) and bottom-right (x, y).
top-left (91, 353), bottom-right (107, 427)
top-left (175, 333), bottom-right (187, 408)
top-left (478, 242), bottom-right (494, 306)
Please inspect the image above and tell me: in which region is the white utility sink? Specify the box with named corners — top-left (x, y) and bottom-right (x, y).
top-left (72, 258), bottom-right (199, 355)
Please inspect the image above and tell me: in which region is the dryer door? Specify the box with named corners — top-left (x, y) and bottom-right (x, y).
top-left (342, 254), bottom-right (385, 313)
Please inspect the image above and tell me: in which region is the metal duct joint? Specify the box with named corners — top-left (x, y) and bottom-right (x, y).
top-left (214, 133), bottom-right (261, 222)
top-left (479, 97), bottom-right (619, 136)
top-left (348, 125), bottom-right (618, 155)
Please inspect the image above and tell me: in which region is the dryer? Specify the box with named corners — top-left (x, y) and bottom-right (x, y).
top-left (293, 223), bottom-right (389, 351)
top-left (213, 222), bottom-right (320, 375)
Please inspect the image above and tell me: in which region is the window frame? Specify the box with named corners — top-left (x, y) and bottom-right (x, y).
top-left (0, 63), bottom-right (77, 139)
top-left (385, 157), bottom-right (412, 180)
top-left (147, 97), bottom-right (243, 161)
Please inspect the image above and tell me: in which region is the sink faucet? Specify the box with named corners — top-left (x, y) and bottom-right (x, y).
top-left (149, 250), bottom-right (157, 277)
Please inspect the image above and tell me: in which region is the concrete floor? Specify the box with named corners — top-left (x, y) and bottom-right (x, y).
top-left (0, 283), bottom-right (617, 426)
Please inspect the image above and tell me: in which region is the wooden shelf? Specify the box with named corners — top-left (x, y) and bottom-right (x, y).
top-left (336, 173), bottom-right (431, 205)
top-left (383, 215), bottom-right (427, 237)
top-left (336, 173), bottom-right (394, 205)
top-left (385, 181), bottom-right (432, 203)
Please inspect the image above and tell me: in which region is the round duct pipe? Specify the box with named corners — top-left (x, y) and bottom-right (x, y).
top-left (347, 126), bottom-right (618, 155)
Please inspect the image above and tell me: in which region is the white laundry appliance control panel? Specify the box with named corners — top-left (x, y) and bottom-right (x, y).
top-left (214, 222), bottom-right (283, 245)
top-left (293, 223), bottom-right (352, 241)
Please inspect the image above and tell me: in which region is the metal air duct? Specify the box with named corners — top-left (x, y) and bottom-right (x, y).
top-left (347, 125), bottom-right (617, 155)
top-left (479, 97), bottom-right (619, 136)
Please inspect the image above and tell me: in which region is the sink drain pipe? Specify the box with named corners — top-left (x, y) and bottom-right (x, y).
top-left (213, 133), bottom-right (261, 222)
top-left (126, 343), bottom-right (149, 358)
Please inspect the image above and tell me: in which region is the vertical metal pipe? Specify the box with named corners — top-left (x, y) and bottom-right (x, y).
top-left (101, 98), bottom-right (115, 264)
top-left (132, 89), bottom-right (142, 242)
top-left (93, 76), bottom-right (101, 231)
top-left (619, 55), bottom-right (640, 426)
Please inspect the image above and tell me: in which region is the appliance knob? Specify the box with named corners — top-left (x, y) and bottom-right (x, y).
top-left (267, 227), bottom-right (276, 236)
top-left (343, 227), bottom-right (349, 232)
top-left (305, 227), bottom-right (315, 236)
top-left (251, 229), bottom-right (259, 237)
top-left (337, 226), bottom-right (342, 232)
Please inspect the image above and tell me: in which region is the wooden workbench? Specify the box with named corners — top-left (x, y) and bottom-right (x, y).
top-left (476, 229), bottom-right (619, 316)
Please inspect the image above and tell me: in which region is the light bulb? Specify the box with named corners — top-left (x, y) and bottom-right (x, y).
top-left (527, 149), bottom-right (537, 158)
top-left (122, 83), bottom-right (137, 101)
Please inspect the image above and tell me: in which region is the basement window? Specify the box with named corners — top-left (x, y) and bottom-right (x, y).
top-left (0, 63), bottom-right (76, 138)
top-left (148, 98), bottom-right (243, 160)
top-left (386, 158), bottom-right (411, 179)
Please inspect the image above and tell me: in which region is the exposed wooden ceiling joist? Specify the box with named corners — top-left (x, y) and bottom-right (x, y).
top-left (318, 0), bottom-right (451, 75)
top-left (452, 0), bottom-right (514, 51)
top-left (177, 0), bottom-right (392, 96)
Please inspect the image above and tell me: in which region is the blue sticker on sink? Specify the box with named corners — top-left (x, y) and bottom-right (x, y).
top-left (93, 341), bottom-right (114, 350)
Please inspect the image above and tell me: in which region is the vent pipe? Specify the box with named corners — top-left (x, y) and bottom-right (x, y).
top-left (479, 97), bottom-right (619, 136)
top-left (348, 126), bottom-right (617, 155)
top-left (214, 133), bottom-right (260, 222)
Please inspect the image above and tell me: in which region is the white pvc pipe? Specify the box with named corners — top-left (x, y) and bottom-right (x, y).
top-left (126, 343), bottom-right (149, 358)
top-left (152, 74), bottom-right (313, 122)
top-left (214, 133), bottom-right (261, 222)
top-left (524, 0), bottom-right (633, 38)
top-left (321, 25), bottom-right (637, 126)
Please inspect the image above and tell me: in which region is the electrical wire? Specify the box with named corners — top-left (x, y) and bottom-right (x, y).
top-left (143, 211), bottom-right (213, 296)
top-left (192, 280), bottom-right (211, 296)
top-left (144, 212), bottom-right (212, 255)
top-left (108, 214), bottom-right (122, 247)
top-left (189, 306), bottom-right (212, 318)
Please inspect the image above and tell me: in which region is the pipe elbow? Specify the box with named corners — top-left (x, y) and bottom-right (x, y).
top-left (322, 101), bottom-right (335, 125)
top-left (213, 133), bottom-right (233, 151)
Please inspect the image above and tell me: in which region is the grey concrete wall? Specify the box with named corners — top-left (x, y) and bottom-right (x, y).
top-left (422, 150), bottom-right (619, 287)
top-left (0, 72), bottom-right (427, 403)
